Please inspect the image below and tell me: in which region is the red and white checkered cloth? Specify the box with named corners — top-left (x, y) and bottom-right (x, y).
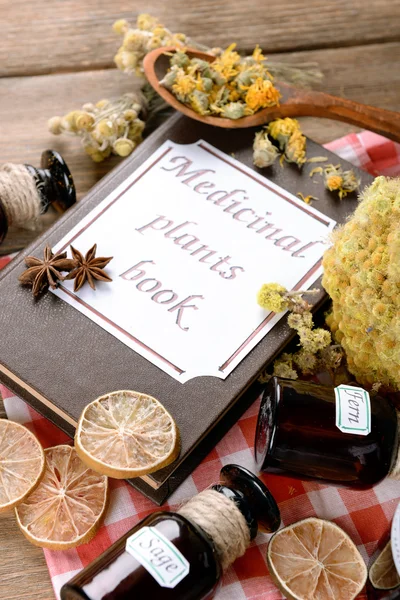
top-left (1, 130), bottom-right (400, 600)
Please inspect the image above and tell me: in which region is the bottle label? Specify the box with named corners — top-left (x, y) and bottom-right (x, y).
top-left (334, 384), bottom-right (371, 436)
top-left (125, 526), bottom-right (190, 588)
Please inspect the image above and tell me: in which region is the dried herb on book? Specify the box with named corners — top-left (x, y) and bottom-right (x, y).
top-left (18, 244), bottom-right (75, 297)
top-left (65, 244), bottom-right (113, 292)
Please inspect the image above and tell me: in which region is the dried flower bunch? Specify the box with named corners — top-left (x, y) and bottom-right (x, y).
top-left (19, 244), bottom-right (113, 297)
top-left (161, 44), bottom-right (281, 119)
top-left (113, 13), bottom-right (189, 76)
top-left (257, 283), bottom-right (343, 381)
top-left (48, 94), bottom-right (145, 162)
top-left (253, 118), bottom-right (306, 168)
top-left (323, 176), bottom-right (400, 390)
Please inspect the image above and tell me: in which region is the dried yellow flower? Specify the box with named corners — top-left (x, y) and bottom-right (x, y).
top-left (172, 72), bottom-right (197, 102)
top-left (267, 118), bottom-right (307, 167)
top-left (268, 118), bottom-right (299, 149)
top-left (257, 283), bottom-right (289, 312)
top-left (113, 137), bottom-right (135, 157)
top-left (113, 13), bottom-right (188, 76)
top-left (112, 19), bottom-right (129, 35)
top-left (47, 116), bottom-right (63, 135)
top-left (244, 78), bottom-right (281, 111)
top-left (324, 164), bottom-right (360, 199)
top-left (253, 129), bottom-right (280, 168)
top-left (284, 129), bottom-right (306, 166)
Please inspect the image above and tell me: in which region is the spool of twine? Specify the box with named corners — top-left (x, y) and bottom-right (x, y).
top-left (178, 489), bottom-right (250, 571)
top-left (0, 163), bottom-right (42, 227)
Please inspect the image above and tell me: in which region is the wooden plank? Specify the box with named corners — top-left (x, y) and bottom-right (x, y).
top-left (1, 40), bottom-right (400, 254)
top-left (1, 0), bottom-right (400, 76)
top-left (0, 517), bottom-right (53, 600)
top-left (0, 396), bottom-right (54, 600)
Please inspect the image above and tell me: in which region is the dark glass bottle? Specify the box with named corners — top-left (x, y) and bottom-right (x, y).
top-left (61, 464), bottom-right (280, 600)
top-left (255, 377), bottom-right (398, 488)
top-left (0, 149), bottom-right (76, 244)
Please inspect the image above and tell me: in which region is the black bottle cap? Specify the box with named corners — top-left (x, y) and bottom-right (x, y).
top-left (213, 464), bottom-right (280, 539)
top-left (212, 484), bottom-right (258, 539)
top-left (25, 150), bottom-right (76, 213)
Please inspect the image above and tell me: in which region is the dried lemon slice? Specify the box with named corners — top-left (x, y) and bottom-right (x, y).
top-left (267, 517), bottom-right (367, 600)
top-left (75, 390), bottom-right (180, 478)
top-left (0, 419), bottom-right (45, 512)
top-left (15, 445), bottom-right (108, 549)
top-left (369, 541), bottom-right (400, 590)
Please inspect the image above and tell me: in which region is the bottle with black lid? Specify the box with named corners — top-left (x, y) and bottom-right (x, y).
top-left (255, 377), bottom-right (399, 488)
top-left (61, 464), bottom-right (280, 600)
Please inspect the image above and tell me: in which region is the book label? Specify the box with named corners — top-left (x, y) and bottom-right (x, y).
top-left (51, 140), bottom-right (336, 382)
top-left (335, 384), bottom-right (371, 435)
top-left (125, 526), bottom-right (190, 588)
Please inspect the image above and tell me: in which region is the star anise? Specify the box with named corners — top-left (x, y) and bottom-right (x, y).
top-left (18, 244), bottom-right (76, 297)
top-left (65, 244), bottom-right (113, 292)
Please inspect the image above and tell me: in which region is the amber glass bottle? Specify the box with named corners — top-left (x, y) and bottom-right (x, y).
top-left (255, 377), bottom-right (398, 488)
top-left (60, 465), bottom-right (280, 600)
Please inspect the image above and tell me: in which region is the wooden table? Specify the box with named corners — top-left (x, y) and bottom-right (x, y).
top-left (0, 1), bottom-right (400, 597)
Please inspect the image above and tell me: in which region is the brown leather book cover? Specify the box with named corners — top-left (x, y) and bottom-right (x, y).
top-left (0, 114), bottom-right (373, 504)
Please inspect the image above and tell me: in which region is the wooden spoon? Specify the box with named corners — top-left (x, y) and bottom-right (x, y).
top-left (143, 46), bottom-right (400, 142)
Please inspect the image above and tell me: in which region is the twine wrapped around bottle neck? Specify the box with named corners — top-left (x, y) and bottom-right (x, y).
top-left (178, 489), bottom-right (250, 571)
top-left (0, 163), bottom-right (42, 227)
top-left (389, 411), bottom-right (400, 480)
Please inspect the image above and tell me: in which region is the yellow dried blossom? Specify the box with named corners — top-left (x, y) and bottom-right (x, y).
top-left (251, 45), bottom-right (266, 63)
top-left (268, 118), bottom-right (300, 150)
top-left (257, 282), bottom-right (337, 380)
top-left (322, 176), bottom-right (400, 390)
top-left (267, 118), bottom-right (306, 167)
top-left (252, 119), bottom-right (307, 169)
top-left (74, 112), bottom-right (95, 131)
top-left (172, 72), bottom-right (197, 102)
top-left (48, 93), bottom-right (145, 163)
top-left (324, 164), bottom-right (360, 199)
top-left (257, 283), bottom-right (289, 313)
top-left (47, 116), bottom-right (63, 135)
top-left (190, 90), bottom-right (209, 115)
top-left (293, 349), bottom-right (318, 374)
top-left (284, 129), bottom-right (306, 166)
top-left (326, 174), bottom-right (343, 191)
top-left (212, 43), bottom-right (241, 79)
top-left (113, 137), bottom-right (135, 157)
top-left (113, 13), bottom-right (188, 76)
top-left (298, 327), bottom-right (331, 353)
top-left (112, 19), bottom-right (129, 35)
top-left (244, 78), bottom-right (281, 111)
top-left (137, 13), bottom-right (160, 31)
top-left (253, 129), bottom-right (280, 168)
top-left (272, 355), bottom-right (299, 380)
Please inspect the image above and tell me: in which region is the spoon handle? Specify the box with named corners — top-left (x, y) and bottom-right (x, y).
top-left (291, 88), bottom-right (400, 143)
